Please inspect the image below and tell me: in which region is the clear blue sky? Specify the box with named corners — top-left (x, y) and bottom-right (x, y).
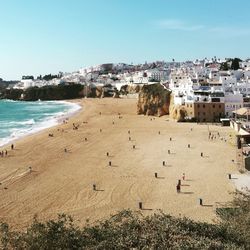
top-left (1, 0), bottom-right (250, 80)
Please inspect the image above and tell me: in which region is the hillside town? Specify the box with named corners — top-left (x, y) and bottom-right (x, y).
top-left (2, 58), bottom-right (250, 125)
top-left (0, 59), bottom-right (248, 118)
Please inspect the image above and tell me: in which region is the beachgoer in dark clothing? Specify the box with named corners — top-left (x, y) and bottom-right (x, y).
top-left (176, 184), bottom-right (181, 193)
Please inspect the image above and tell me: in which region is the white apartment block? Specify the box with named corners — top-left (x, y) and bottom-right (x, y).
top-left (224, 93), bottom-right (243, 117)
top-left (233, 81), bottom-right (250, 96)
top-left (219, 75), bottom-right (237, 88)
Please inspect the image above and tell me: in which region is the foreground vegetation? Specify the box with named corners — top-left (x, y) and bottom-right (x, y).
top-left (0, 190), bottom-right (249, 249)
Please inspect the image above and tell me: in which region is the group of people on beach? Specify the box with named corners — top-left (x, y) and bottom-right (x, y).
top-left (208, 131), bottom-right (229, 143)
top-left (208, 131), bottom-right (220, 140)
top-left (0, 150), bottom-right (8, 157)
top-left (73, 123), bottom-right (80, 130)
top-left (0, 144), bottom-right (14, 157)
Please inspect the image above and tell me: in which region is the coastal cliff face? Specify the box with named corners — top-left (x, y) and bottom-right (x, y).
top-left (169, 95), bottom-right (187, 122)
top-left (120, 84), bottom-right (142, 95)
top-left (0, 84), bottom-right (119, 100)
top-left (137, 84), bottom-right (171, 116)
top-left (137, 84), bottom-right (188, 121)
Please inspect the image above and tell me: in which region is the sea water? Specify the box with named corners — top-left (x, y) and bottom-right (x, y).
top-left (0, 99), bottom-right (81, 146)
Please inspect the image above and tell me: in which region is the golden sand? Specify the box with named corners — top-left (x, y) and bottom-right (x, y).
top-left (0, 98), bottom-right (237, 229)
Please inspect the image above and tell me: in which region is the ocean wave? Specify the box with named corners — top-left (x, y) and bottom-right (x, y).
top-left (1, 99), bottom-right (17, 103)
top-left (16, 119), bottom-right (36, 125)
top-left (0, 100), bottom-right (81, 147)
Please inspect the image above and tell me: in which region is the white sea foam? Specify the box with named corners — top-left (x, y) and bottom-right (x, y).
top-left (7, 119), bottom-right (36, 126)
top-left (0, 101), bottom-right (81, 147)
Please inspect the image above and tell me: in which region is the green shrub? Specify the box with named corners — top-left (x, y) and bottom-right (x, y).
top-left (0, 209), bottom-right (246, 249)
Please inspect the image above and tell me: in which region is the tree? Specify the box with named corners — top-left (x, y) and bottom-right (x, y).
top-left (231, 58), bottom-right (242, 70)
top-left (22, 75), bottom-right (34, 80)
top-left (220, 62), bottom-right (229, 71)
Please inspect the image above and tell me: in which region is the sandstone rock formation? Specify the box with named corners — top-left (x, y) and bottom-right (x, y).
top-left (137, 84), bottom-right (171, 117)
top-left (120, 84), bottom-right (142, 95)
top-left (95, 86), bottom-right (103, 98)
top-left (169, 94), bottom-right (188, 122)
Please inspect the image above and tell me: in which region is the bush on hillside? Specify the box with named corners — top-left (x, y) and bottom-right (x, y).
top-left (216, 190), bottom-right (250, 248)
top-left (0, 208), bottom-right (247, 249)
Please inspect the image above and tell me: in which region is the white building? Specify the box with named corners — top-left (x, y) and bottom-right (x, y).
top-left (224, 93), bottom-right (243, 117)
top-left (219, 75), bottom-right (237, 88)
top-left (240, 60), bottom-right (250, 70)
top-left (233, 81), bottom-right (250, 96)
top-left (169, 71), bottom-right (199, 105)
top-left (21, 79), bottom-right (34, 89)
top-left (146, 68), bottom-right (169, 82)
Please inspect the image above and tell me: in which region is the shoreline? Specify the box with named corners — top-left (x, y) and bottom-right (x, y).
top-left (0, 98), bottom-right (240, 229)
top-left (0, 99), bottom-right (82, 148)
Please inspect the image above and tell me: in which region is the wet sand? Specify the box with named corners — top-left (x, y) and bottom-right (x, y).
top-left (0, 98), bottom-right (238, 229)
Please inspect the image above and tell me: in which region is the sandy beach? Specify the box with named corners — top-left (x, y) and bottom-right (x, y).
top-left (0, 98), bottom-right (239, 229)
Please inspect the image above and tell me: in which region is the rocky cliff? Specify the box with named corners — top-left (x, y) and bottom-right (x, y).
top-left (169, 94), bottom-right (188, 122)
top-left (137, 84), bottom-right (171, 116)
top-left (120, 84), bottom-right (142, 95)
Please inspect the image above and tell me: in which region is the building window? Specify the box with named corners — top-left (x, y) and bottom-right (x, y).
top-left (203, 104), bottom-right (205, 108)
top-left (213, 105), bottom-right (215, 108)
top-left (190, 104), bottom-right (192, 108)
top-left (203, 112), bottom-right (205, 116)
top-left (219, 105), bottom-right (221, 108)
top-left (197, 104), bottom-right (200, 108)
top-left (198, 112), bottom-right (200, 116)
top-left (187, 104), bottom-right (189, 108)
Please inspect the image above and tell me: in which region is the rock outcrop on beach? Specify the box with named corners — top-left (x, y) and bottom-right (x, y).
top-left (169, 94), bottom-right (188, 122)
top-left (137, 84), bottom-right (171, 116)
top-left (95, 86), bottom-right (103, 98)
top-left (120, 84), bottom-right (142, 95)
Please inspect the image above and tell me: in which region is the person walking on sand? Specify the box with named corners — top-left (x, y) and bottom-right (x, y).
top-left (5, 150), bottom-right (7, 156)
top-left (176, 184), bottom-right (181, 193)
top-left (182, 173), bottom-right (185, 181)
top-left (11, 144), bottom-right (14, 150)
